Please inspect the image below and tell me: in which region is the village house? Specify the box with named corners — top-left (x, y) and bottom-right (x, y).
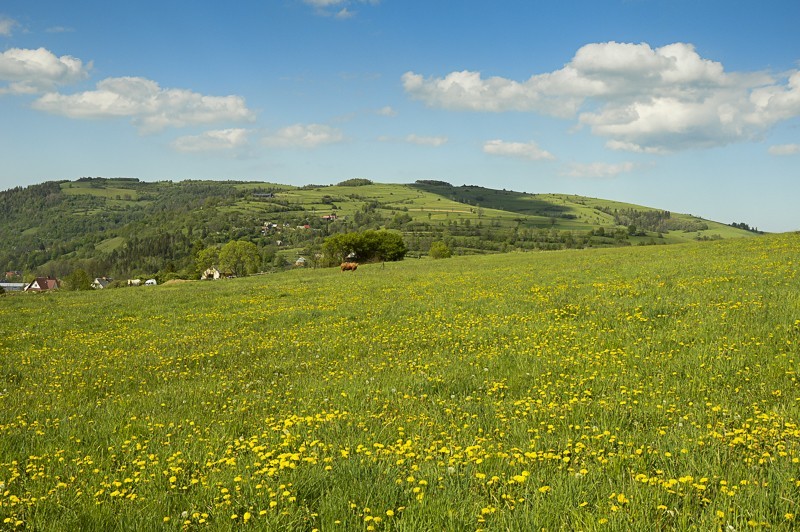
top-left (91, 277), bottom-right (113, 289)
top-left (201, 267), bottom-right (222, 280)
top-left (24, 277), bottom-right (60, 292)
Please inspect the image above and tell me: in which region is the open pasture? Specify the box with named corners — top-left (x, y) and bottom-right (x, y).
top-left (0, 235), bottom-right (798, 530)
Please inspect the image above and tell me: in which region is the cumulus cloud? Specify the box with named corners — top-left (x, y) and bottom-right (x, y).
top-left (482, 139), bottom-right (554, 161)
top-left (0, 47), bottom-right (90, 94)
top-left (768, 143), bottom-right (800, 156)
top-left (172, 128), bottom-right (250, 153)
top-left (562, 161), bottom-right (635, 178)
top-left (0, 15), bottom-right (18, 36)
top-left (32, 76), bottom-right (255, 132)
top-left (405, 134), bottom-right (447, 147)
top-left (262, 123), bottom-right (344, 148)
top-left (404, 41), bottom-right (800, 153)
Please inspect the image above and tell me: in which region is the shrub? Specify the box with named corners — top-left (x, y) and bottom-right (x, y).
top-left (428, 241), bottom-right (452, 259)
top-left (337, 178), bottom-right (373, 187)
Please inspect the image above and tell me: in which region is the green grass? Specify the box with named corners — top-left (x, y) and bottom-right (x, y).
top-left (2, 232), bottom-right (796, 530)
top-left (61, 182), bottom-right (142, 201)
top-left (95, 236), bottom-right (126, 253)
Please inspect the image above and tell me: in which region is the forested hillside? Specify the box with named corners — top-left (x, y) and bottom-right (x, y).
top-left (0, 177), bottom-right (758, 282)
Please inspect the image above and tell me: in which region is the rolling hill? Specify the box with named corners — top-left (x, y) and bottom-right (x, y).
top-left (0, 177), bottom-right (759, 281)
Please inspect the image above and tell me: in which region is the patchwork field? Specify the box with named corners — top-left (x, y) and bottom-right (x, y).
top-left (0, 234), bottom-right (798, 530)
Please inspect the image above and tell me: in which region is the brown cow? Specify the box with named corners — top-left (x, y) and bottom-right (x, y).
top-left (340, 262), bottom-right (358, 271)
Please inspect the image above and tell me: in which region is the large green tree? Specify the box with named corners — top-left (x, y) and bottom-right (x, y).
top-left (194, 246), bottom-right (220, 274)
top-left (322, 230), bottom-right (407, 264)
top-left (63, 269), bottom-right (92, 291)
top-left (219, 240), bottom-right (260, 276)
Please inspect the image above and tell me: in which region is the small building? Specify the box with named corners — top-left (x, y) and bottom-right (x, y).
top-left (24, 277), bottom-right (60, 292)
top-left (322, 213), bottom-right (337, 221)
top-left (127, 279), bottom-right (142, 287)
top-left (0, 282), bottom-right (25, 292)
top-left (295, 257), bottom-right (307, 267)
top-left (201, 267), bottom-right (221, 280)
top-left (91, 277), bottom-right (113, 289)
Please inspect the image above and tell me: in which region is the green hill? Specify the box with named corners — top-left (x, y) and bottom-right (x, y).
top-left (0, 177), bottom-right (759, 280)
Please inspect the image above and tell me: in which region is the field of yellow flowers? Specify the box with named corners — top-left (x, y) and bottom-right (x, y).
top-left (1, 234), bottom-right (799, 530)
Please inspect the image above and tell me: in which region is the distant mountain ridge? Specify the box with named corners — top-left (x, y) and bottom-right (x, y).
top-left (0, 177), bottom-right (759, 281)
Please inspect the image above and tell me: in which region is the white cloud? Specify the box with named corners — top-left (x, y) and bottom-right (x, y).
top-left (335, 8), bottom-right (354, 19)
top-left (0, 16), bottom-right (18, 36)
top-left (32, 76), bottom-right (255, 132)
top-left (304, 0), bottom-right (346, 5)
top-left (376, 105), bottom-right (397, 116)
top-left (404, 41), bottom-right (800, 153)
top-left (0, 47), bottom-right (90, 94)
top-left (562, 161), bottom-right (635, 178)
top-left (605, 140), bottom-right (665, 154)
top-left (406, 134), bottom-right (447, 147)
top-left (482, 139), bottom-right (554, 161)
top-left (172, 128), bottom-right (250, 153)
top-left (303, 0), bottom-right (379, 17)
top-left (768, 143), bottom-right (800, 156)
top-left (262, 123), bottom-right (344, 148)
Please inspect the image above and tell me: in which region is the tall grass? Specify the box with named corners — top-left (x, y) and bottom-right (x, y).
top-left (0, 234), bottom-right (798, 530)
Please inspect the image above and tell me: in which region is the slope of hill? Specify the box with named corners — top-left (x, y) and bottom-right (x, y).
top-left (0, 177), bottom-right (758, 280)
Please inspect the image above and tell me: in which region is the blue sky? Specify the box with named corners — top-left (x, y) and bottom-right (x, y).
top-left (1, 1), bottom-right (799, 231)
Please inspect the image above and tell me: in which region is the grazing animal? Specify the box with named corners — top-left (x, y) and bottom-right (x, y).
top-left (340, 262), bottom-right (358, 271)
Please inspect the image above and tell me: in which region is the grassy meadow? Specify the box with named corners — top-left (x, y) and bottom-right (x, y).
top-left (1, 234), bottom-right (799, 530)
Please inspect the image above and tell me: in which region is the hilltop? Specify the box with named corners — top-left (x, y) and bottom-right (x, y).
top-left (0, 177), bottom-right (759, 280)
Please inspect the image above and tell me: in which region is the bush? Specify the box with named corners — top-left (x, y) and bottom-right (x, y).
top-left (415, 180), bottom-right (452, 187)
top-left (428, 241), bottom-right (452, 259)
top-left (337, 178), bottom-right (373, 187)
